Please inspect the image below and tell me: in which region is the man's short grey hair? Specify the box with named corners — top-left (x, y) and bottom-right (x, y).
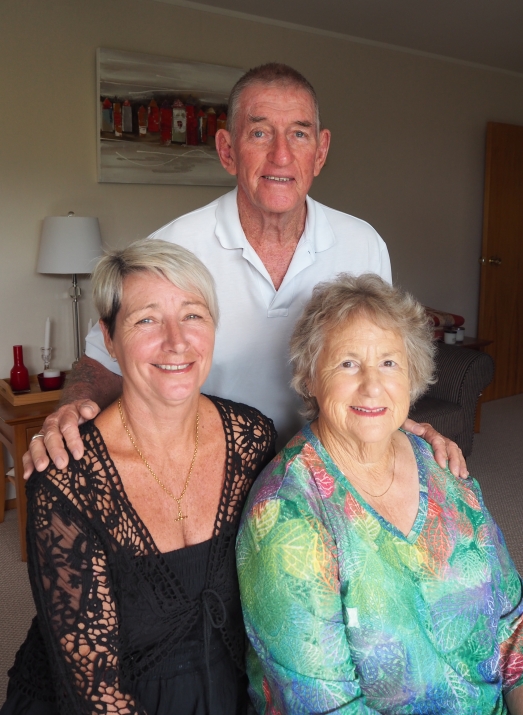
top-left (227, 62), bottom-right (321, 137)
top-left (92, 238), bottom-right (219, 338)
top-left (290, 273), bottom-right (436, 420)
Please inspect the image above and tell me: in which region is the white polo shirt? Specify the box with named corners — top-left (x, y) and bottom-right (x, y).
top-left (86, 189), bottom-right (391, 446)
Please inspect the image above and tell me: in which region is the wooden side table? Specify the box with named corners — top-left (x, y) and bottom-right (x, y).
top-left (0, 396), bottom-right (59, 561)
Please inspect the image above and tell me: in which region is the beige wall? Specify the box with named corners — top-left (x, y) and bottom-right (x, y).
top-left (1, 0), bottom-right (523, 377)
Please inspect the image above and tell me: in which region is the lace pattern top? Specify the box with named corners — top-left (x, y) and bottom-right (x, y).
top-left (8, 396), bottom-right (276, 714)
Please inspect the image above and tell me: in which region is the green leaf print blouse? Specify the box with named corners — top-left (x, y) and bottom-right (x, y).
top-left (236, 427), bottom-right (523, 714)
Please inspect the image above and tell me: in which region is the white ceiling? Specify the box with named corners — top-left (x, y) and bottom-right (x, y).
top-left (154, 0), bottom-right (523, 75)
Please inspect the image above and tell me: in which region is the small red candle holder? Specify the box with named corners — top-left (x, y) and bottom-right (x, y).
top-left (37, 372), bottom-right (66, 391)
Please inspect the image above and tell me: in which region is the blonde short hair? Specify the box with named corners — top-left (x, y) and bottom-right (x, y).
top-left (290, 273), bottom-right (436, 420)
top-left (92, 238), bottom-right (219, 337)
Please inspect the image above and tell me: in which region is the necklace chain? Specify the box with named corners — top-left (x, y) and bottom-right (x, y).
top-left (345, 443), bottom-right (396, 499)
top-left (118, 398), bottom-right (199, 522)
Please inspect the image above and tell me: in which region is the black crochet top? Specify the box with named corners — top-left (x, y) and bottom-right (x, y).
top-left (8, 396), bottom-right (276, 714)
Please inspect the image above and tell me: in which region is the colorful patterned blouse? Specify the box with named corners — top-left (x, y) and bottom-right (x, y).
top-left (237, 427), bottom-right (523, 714)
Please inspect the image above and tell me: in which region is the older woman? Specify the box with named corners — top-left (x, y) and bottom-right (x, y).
top-left (237, 273), bottom-right (523, 714)
top-left (2, 239), bottom-right (275, 715)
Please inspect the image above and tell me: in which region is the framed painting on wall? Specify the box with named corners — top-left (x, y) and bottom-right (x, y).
top-left (97, 48), bottom-right (244, 186)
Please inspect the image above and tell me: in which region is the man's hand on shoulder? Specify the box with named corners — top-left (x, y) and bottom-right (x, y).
top-left (23, 355), bottom-right (123, 478)
top-left (402, 418), bottom-right (468, 479)
top-left (24, 400), bottom-right (101, 477)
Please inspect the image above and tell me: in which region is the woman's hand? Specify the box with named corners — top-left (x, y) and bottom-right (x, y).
top-left (402, 418), bottom-right (468, 479)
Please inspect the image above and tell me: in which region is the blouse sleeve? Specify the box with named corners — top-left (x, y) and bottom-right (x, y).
top-left (475, 483), bottom-right (523, 693)
top-left (237, 491), bottom-right (380, 714)
top-left (27, 477), bottom-right (147, 715)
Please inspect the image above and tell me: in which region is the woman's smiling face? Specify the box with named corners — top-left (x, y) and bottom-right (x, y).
top-left (102, 271), bottom-right (215, 406)
top-left (310, 313), bottom-right (411, 450)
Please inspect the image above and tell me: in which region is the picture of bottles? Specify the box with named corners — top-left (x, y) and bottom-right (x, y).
top-left (101, 98), bottom-right (114, 132)
top-left (148, 99), bottom-right (160, 133)
top-left (217, 112), bottom-right (227, 131)
top-left (100, 95), bottom-right (227, 147)
top-left (122, 100), bottom-right (133, 133)
top-left (185, 105), bottom-right (198, 146)
top-left (172, 99), bottom-right (186, 143)
top-left (197, 108), bottom-right (207, 144)
top-left (113, 102), bottom-right (122, 137)
top-left (97, 48), bottom-right (243, 186)
top-left (160, 100), bottom-right (173, 146)
top-left (138, 105), bottom-right (147, 136)
top-left (207, 108), bottom-right (217, 147)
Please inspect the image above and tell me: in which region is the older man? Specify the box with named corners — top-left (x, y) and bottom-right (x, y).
top-left (26, 63), bottom-right (464, 475)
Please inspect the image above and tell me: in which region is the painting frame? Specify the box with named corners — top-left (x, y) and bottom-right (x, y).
top-left (96, 48), bottom-right (244, 187)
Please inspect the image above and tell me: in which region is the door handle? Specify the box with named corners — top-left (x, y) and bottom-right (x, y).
top-left (488, 256), bottom-right (502, 265)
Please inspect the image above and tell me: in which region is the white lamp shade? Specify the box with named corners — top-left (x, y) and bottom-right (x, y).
top-left (37, 216), bottom-right (103, 274)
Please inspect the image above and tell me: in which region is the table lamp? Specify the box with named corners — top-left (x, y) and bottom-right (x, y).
top-left (37, 212), bottom-right (102, 365)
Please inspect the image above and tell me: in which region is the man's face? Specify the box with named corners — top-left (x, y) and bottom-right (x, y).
top-left (216, 84), bottom-right (330, 218)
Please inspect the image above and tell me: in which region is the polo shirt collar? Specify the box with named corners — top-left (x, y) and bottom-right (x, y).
top-left (302, 195), bottom-right (336, 253)
top-left (215, 188), bottom-right (337, 254)
top-left (215, 188), bottom-right (246, 249)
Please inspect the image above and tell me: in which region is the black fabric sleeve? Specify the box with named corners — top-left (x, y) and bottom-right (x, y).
top-left (26, 476), bottom-right (147, 715)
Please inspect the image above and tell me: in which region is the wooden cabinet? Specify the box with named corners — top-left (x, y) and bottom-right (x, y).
top-left (0, 396), bottom-right (59, 560)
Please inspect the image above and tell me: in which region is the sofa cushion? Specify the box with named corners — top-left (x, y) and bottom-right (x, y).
top-left (424, 307), bottom-right (465, 328)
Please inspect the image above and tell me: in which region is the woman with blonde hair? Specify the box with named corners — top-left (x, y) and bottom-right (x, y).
top-left (3, 239), bottom-right (275, 715)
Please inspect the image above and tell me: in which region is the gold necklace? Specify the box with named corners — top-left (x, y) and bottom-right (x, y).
top-left (118, 398), bottom-right (199, 522)
top-left (345, 443), bottom-right (396, 499)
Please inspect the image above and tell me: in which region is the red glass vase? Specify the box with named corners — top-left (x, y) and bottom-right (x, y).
top-left (10, 345), bottom-right (30, 392)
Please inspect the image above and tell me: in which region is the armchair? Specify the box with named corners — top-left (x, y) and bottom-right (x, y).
top-left (408, 342), bottom-right (495, 458)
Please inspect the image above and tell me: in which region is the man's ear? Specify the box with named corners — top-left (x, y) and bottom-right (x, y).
top-left (99, 320), bottom-right (116, 360)
top-left (215, 129), bottom-right (238, 176)
top-left (313, 128), bottom-right (331, 177)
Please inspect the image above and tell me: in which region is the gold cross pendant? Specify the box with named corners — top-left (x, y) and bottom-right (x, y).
top-left (174, 501), bottom-right (187, 522)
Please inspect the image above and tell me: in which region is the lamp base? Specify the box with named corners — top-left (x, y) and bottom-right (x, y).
top-left (70, 273), bottom-right (83, 365)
